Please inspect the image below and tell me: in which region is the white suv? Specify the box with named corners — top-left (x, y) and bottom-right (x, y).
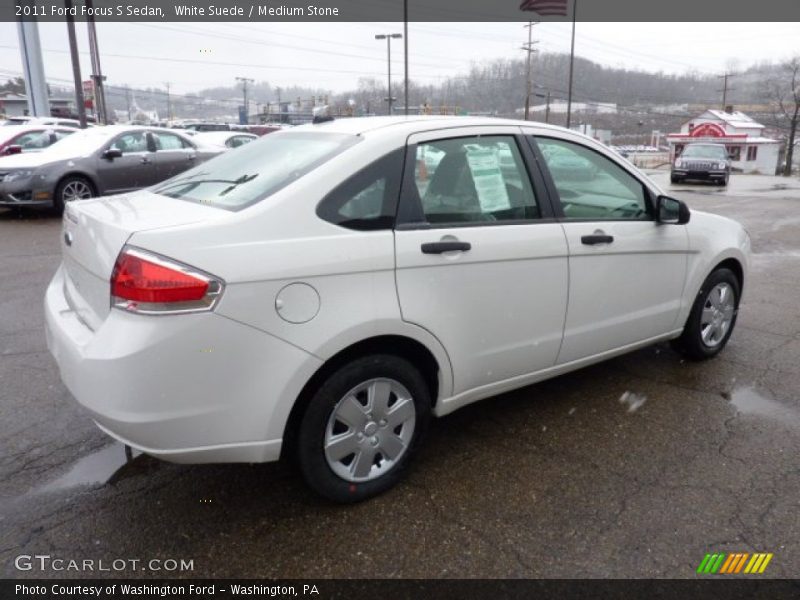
top-left (45, 117), bottom-right (750, 502)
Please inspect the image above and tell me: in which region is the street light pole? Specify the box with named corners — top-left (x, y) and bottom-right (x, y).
top-left (375, 33), bottom-right (402, 116)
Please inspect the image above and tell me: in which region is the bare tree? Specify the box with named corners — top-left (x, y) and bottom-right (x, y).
top-left (768, 57), bottom-right (800, 176)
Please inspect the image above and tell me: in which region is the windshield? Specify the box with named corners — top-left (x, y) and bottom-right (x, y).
top-left (153, 131), bottom-right (359, 211)
top-left (681, 145), bottom-right (727, 160)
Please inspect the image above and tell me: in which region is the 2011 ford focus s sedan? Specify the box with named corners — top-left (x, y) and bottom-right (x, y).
top-left (45, 117), bottom-right (750, 502)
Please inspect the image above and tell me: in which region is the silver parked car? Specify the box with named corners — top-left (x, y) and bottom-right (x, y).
top-left (0, 125), bottom-right (220, 211)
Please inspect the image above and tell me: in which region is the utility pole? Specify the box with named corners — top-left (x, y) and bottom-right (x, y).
top-left (85, 0), bottom-right (108, 124)
top-left (236, 76), bottom-right (254, 124)
top-left (521, 21), bottom-right (538, 120)
top-left (164, 82), bottom-right (171, 122)
top-left (718, 72), bottom-right (736, 110)
top-left (64, 0), bottom-right (87, 128)
top-left (403, 0), bottom-right (409, 115)
top-left (124, 85), bottom-right (131, 122)
top-left (375, 33), bottom-right (402, 116)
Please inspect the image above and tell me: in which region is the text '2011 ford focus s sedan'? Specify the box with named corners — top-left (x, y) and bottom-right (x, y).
top-left (45, 117), bottom-right (751, 502)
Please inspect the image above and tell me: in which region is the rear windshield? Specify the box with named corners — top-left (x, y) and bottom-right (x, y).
top-left (681, 145), bottom-right (727, 160)
top-left (153, 131), bottom-right (359, 210)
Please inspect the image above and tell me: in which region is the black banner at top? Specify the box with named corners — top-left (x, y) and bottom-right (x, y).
top-left (2, 0), bottom-right (800, 22)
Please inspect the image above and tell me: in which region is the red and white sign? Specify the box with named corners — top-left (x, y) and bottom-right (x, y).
top-left (690, 122), bottom-right (726, 137)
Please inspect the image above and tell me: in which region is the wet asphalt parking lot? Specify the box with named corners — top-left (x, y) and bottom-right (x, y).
top-left (1, 172), bottom-right (799, 579)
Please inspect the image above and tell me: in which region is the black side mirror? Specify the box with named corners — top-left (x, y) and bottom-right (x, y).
top-left (101, 148), bottom-right (123, 160)
top-left (656, 195), bottom-right (690, 225)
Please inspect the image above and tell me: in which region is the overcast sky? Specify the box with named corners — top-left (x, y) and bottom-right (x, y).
top-left (0, 21), bottom-right (798, 95)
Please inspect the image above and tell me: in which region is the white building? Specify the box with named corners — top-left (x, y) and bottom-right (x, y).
top-left (666, 109), bottom-right (780, 174)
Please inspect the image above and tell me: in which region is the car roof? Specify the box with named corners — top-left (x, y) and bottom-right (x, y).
top-left (292, 115), bottom-right (567, 138)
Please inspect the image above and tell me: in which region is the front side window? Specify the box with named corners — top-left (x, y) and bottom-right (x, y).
top-left (12, 131), bottom-right (46, 148)
top-left (412, 136), bottom-right (538, 225)
top-left (536, 137), bottom-right (650, 220)
top-left (317, 149), bottom-right (403, 230)
top-left (154, 131), bottom-right (359, 211)
top-left (110, 132), bottom-right (149, 154)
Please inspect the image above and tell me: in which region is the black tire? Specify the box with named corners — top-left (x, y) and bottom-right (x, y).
top-left (670, 175), bottom-right (681, 184)
top-left (720, 174), bottom-right (729, 186)
top-left (671, 268), bottom-right (740, 361)
top-left (296, 354), bottom-right (431, 503)
top-left (53, 175), bottom-right (95, 213)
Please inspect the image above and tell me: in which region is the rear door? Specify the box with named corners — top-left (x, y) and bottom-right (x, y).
top-left (150, 131), bottom-right (198, 181)
top-left (527, 131), bottom-right (688, 364)
top-left (95, 130), bottom-right (157, 194)
top-left (394, 127), bottom-right (569, 396)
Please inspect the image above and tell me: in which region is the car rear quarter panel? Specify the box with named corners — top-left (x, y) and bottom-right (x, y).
top-left (128, 133), bottom-right (454, 420)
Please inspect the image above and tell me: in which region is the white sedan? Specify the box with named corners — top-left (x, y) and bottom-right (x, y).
top-left (190, 131), bottom-right (258, 151)
top-left (45, 117), bottom-right (750, 502)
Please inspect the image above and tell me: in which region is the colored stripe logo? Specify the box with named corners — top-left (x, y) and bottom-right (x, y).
top-left (697, 552), bottom-right (773, 574)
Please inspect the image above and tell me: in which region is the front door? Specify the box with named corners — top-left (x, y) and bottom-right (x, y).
top-left (529, 134), bottom-right (689, 364)
top-left (150, 130), bottom-right (198, 181)
top-left (394, 128), bottom-right (569, 396)
top-left (95, 130), bottom-right (156, 194)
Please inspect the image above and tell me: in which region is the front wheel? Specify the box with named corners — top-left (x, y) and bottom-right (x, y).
top-left (296, 354), bottom-right (431, 503)
top-left (671, 268), bottom-right (740, 360)
top-left (54, 176), bottom-right (95, 213)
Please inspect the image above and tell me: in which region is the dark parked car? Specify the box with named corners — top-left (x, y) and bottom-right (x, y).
top-left (671, 143), bottom-right (731, 186)
top-left (0, 125), bottom-right (220, 211)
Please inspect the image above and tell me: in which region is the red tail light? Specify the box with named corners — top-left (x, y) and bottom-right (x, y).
top-left (111, 247), bottom-right (223, 314)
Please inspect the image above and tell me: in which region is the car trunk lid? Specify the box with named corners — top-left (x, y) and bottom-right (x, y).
top-left (61, 190), bottom-right (226, 330)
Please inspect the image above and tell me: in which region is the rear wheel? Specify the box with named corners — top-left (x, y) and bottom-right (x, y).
top-left (296, 354), bottom-right (431, 503)
top-left (671, 268), bottom-right (740, 360)
top-left (54, 175), bottom-right (94, 213)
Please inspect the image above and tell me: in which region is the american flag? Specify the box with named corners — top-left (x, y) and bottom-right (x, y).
top-left (519, 0), bottom-right (569, 16)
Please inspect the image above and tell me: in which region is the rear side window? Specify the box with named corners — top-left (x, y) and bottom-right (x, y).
top-left (317, 149), bottom-right (404, 230)
top-left (153, 131), bottom-right (360, 211)
top-left (411, 136), bottom-right (539, 225)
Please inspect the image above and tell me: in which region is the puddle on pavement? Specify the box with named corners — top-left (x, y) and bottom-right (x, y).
top-left (35, 442), bottom-right (156, 494)
top-left (724, 386), bottom-right (800, 426)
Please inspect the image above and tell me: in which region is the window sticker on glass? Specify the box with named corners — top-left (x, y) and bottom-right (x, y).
top-left (465, 147), bottom-right (510, 212)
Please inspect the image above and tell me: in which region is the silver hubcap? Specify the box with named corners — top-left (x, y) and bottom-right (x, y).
top-left (324, 378), bottom-right (416, 483)
top-left (62, 180), bottom-right (92, 202)
top-left (700, 282), bottom-right (736, 347)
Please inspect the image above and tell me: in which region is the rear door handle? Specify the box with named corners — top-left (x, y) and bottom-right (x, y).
top-left (421, 241), bottom-right (471, 254)
top-left (581, 234), bottom-right (614, 245)
top-left (140, 157), bottom-right (150, 164)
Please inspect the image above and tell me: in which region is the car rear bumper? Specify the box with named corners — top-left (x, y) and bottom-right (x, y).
top-left (44, 264), bottom-right (323, 464)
